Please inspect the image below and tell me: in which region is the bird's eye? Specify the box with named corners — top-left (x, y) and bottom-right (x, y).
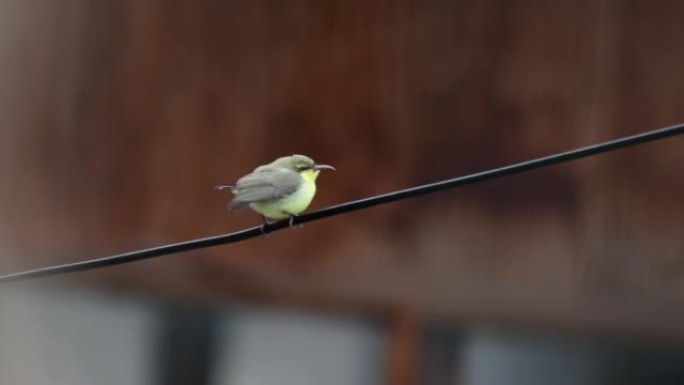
top-left (296, 164), bottom-right (310, 171)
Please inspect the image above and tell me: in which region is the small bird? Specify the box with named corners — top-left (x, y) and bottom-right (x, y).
top-left (216, 154), bottom-right (335, 229)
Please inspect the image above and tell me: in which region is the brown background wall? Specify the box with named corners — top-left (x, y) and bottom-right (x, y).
top-left (1, 0), bottom-right (683, 335)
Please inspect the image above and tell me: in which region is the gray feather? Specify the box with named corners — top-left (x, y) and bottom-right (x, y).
top-left (229, 168), bottom-right (301, 211)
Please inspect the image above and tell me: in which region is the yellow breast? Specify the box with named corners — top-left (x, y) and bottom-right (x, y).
top-left (248, 169), bottom-right (319, 220)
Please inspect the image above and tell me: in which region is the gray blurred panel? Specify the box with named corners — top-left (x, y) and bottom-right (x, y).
top-left (211, 308), bottom-right (383, 385)
top-left (460, 330), bottom-right (603, 385)
top-left (0, 288), bottom-right (158, 385)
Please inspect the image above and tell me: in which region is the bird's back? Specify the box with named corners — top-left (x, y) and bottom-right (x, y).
top-left (229, 168), bottom-right (301, 211)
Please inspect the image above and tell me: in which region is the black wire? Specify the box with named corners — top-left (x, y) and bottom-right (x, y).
top-left (1, 123), bottom-right (683, 283)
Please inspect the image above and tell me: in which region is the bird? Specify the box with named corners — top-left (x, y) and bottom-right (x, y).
top-left (216, 154), bottom-right (335, 230)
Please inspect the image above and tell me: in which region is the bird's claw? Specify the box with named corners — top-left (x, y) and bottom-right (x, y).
top-left (258, 216), bottom-right (301, 234)
top-left (260, 216), bottom-right (272, 236)
top-left (260, 224), bottom-right (272, 236)
top-left (288, 216), bottom-right (304, 229)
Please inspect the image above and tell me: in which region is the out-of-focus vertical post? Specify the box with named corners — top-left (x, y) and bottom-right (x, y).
top-left (385, 308), bottom-right (420, 385)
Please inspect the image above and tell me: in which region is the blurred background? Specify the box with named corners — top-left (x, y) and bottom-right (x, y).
top-left (1, 0), bottom-right (683, 384)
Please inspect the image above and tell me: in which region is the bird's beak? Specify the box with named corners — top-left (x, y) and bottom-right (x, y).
top-left (313, 164), bottom-right (335, 171)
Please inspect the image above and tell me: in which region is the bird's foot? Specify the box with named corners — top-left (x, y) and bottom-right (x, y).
top-left (260, 216), bottom-right (272, 236)
top-left (288, 216), bottom-right (304, 229)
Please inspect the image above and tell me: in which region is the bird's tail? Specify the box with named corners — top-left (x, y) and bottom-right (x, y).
top-left (229, 200), bottom-right (249, 211)
top-left (215, 184), bottom-right (235, 191)
top-left (215, 184), bottom-right (248, 211)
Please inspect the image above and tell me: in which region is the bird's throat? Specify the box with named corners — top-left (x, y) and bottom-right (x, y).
top-left (299, 169), bottom-right (320, 182)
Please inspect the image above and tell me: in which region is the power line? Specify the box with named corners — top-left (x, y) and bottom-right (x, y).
top-left (1, 123), bottom-right (683, 284)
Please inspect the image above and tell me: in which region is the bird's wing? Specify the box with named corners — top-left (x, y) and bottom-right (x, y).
top-left (230, 168), bottom-right (301, 211)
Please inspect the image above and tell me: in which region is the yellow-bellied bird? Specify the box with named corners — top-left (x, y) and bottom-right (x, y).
top-left (216, 154), bottom-right (334, 228)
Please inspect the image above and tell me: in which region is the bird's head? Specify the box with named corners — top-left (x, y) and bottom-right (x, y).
top-left (262, 154), bottom-right (335, 181)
